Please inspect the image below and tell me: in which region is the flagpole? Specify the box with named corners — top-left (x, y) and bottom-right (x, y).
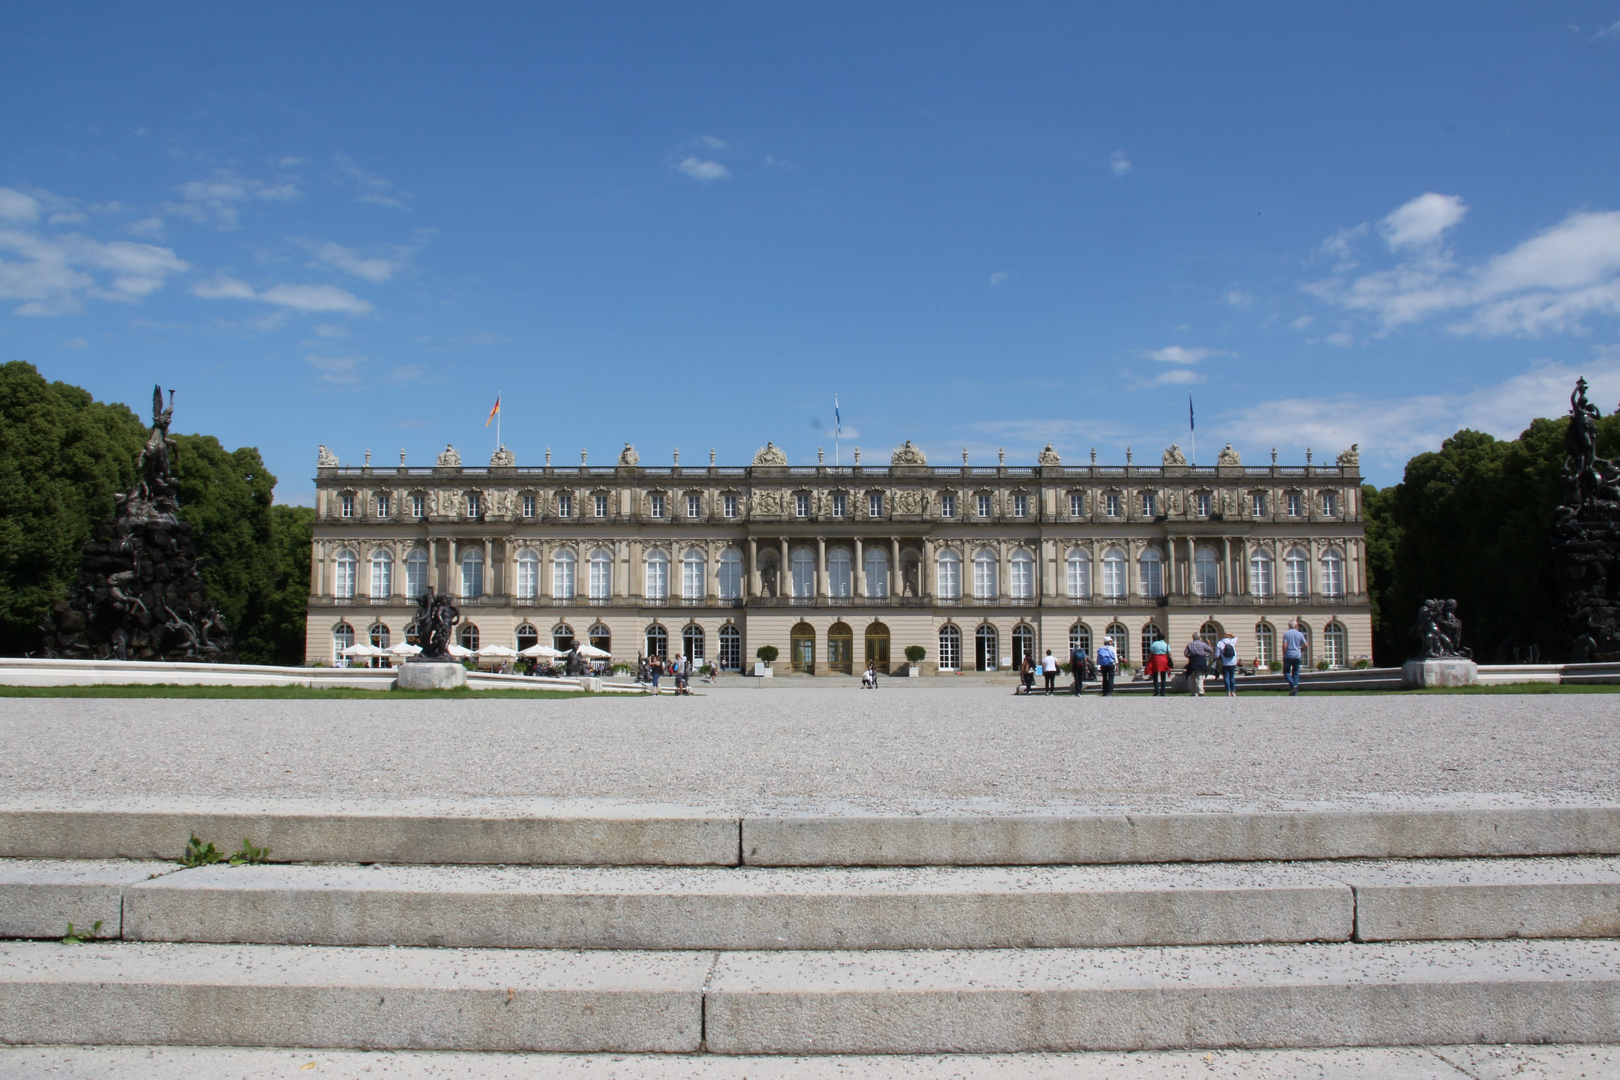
top-left (834, 394), bottom-right (841, 469)
top-left (496, 389), bottom-right (503, 451)
top-left (1189, 393), bottom-right (1195, 467)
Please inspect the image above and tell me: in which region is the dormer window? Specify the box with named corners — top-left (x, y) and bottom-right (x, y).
top-left (976, 493), bottom-right (992, 518)
top-left (558, 494), bottom-right (574, 518)
top-left (1105, 493), bottom-right (1121, 517)
top-left (724, 493), bottom-right (739, 518)
top-left (868, 492), bottom-right (883, 518)
top-left (832, 493), bottom-right (846, 517)
top-left (687, 494), bottom-right (702, 519)
top-left (594, 494), bottom-right (609, 518)
top-left (411, 494), bottom-right (426, 518)
top-left (1250, 492), bottom-right (1266, 517)
top-left (1141, 492), bottom-right (1157, 517)
top-left (1287, 492), bottom-right (1303, 517)
top-left (1069, 493), bottom-right (1084, 517)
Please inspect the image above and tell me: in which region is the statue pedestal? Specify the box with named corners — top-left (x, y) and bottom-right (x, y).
top-left (1401, 658), bottom-right (1479, 689)
top-left (395, 662), bottom-right (468, 691)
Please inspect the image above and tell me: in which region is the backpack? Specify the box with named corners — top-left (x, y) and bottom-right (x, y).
top-left (1221, 642), bottom-right (1235, 661)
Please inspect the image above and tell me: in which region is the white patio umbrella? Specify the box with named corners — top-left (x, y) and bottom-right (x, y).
top-left (445, 642), bottom-right (475, 659)
top-left (519, 643), bottom-right (563, 659)
top-left (342, 642), bottom-right (384, 658)
top-left (387, 642), bottom-right (422, 658)
top-left (478, 644), bottom-right (518, 659)
top-left (576, 643), bottom-right (611, 659)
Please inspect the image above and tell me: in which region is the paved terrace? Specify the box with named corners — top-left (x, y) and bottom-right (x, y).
top-left (2, 684), bottom-right (1614, 815)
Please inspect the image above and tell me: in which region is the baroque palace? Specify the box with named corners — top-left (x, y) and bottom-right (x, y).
top-left (306, 439), bottom-right (1372, 674)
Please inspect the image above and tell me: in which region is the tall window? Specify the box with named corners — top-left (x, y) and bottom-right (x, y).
top-left (589, 549), bottom-right (612, 599)
top-left (1287, 492), bottom-right (1302, 517)
top-left (522, 494), bottom-right (535, 518)
top-left (331, 622), bottom-right (354, 663)
top-left (1102, 548), bottom-right (1126, 598)
top-left (868, 492), bottom-right (883, 518)
top-left (1010, 549), bottom-right (1034, 599)
top-left (937, 549), bottom-right (962, 599)
top-left (795, 493), bottom-right (810, 517)
top-left (645, 624), bottom-right (668, 659)
top-left (723, 494), bottom-right (738, 519)
top-left (1250, 492), bottom-right (1266, 517)
top-left (377, 494), bottom-right (391, 518)
top-left (341, 495), bottom-right (354, 518)
top-left (682, 548), bottom-right (706, 600)
top-left (1250, 549), bottom-right (1274, 598)
top-left (1199, 621), bottom-right (1224, 646)
top-left (1284, 548), bottom-right (1309, 598)
top-left (1139, 548), bottom-right (1163, 598)
top-left (405, 548), bottom-right (429, 599)
top-left (1012, 494), bottom-right (1028, 518)
top-left (516, 623), bottom-right (539, 652)
top-left (975, 624), bottom-right (999, 671)
top-left (645, 549), bottom-right (669, 600)
top-left (1254, 621), bottom-right (1277, 666)
top-left (1069, 622), bottom-right (1092, 656)
top-left (1323, 491), bottom-right (1338, 515)
top-left (827, 549), bottom-right (852, 597)
top-left (1105, 493), bottom-right (1121, 517)
top-left (791, 548), bottom-right (816, 598)
top-left (552, 623), bottom-right (575, 651)
top-left (515, 550), bottom-right (539, 599)
top-left (1069, 493), bottom-right (1085, 517)
top-left (1295, 620), bottom-right (1313, 664)
top-left (466, 493), bottom-right (481, 518)
top-left (649, 494), bottom-right (665, 519)
top-left (594, 494), bottom-right (609, 518)
top-left (1104, 621), bottom-right (1129, 663)
top-left (718, 624), bottom-right (742, 670)
top-left (410, 494), bottom-right (426, 518)
top-left (718, 550), bottom-right (743, 600)
top-left (832, 493), bottom-right (846, 517)
top-left (1012, 624), bottom-right (1036, 668)
top-left (687, 494), bottom-right (702, 519)
top-left (972, 548), bottom-right (998, 599)
top-left (1194, 492), bottom-right (1211, 517)
top-left (558, 494), bottom-right (573, 518)
top-left (939, 493), bottom-right (956, 518)
top-left (1066, 549), bottom-right (1091, 599)
top-left (1140, 622), bottom-right (1164, 660)
top-left (682, 624), bottom-right (706, 662)
top-left (864, 548), bottom-right (889, 598)
top-left (938, 624), bottom-right (961, 670)
top-left (458, 623), bottom-right (480, 652)
top-left (1321, 550), bottom-right (1344, 598)
top-left (1194, 547), bottom-right (1219, 597)
top-left (589, 623), bottom-right (611, 653)
top-left (1141, 492), bottom-right (1157, 517)
top-left (976, 493), bottom-right (992, 518)
top-left (334, 550), bottom-right (357, 599)
top-left (370, 550), bottom-right (392, 598)
top-left (552, 548), bottom-right (576, 600)
top-left (1324, 621), bottom-right (1347, 667)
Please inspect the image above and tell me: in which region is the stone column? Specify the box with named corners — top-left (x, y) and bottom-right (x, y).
top-left (817, 537), bottom-right (828, 599)
top-left (780, 537), bottom-right (791, 598)
top-left (629, 539), bottom-right (643, 600)
top-left (891, 537), bottom-right (901, 599)
top-left (449, 539), bottom-right (460, 598)
top-left (747, 537), bottom-right (760, 597)
top-left (539, 539), bottom-right (552, 600)
top-left (484, 538), bottom-right (494, 599)
top-left (854, 537), bottom-right (865, 597)
top-left (426, 538), bottom-right (438, 595)
top-left (1221, 537), bottom-right (1232, 599)
top-left (922, 538), bottom-right (934, 600)
top-left (1308, 537), bottom-right (1321, 599)
top-left (709, 539), bottom-right (722, 600)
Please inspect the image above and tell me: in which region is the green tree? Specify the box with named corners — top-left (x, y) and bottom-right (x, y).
top-left (0, 362), bottom-right (146, 654)
top-left (262, 504), bottom-right (314, 665)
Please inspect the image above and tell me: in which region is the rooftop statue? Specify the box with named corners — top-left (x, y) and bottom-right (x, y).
top-left (1217, 443), bottom-right (1242, 466)
top-left (618, 443), bottom-right (640, 467)
top-left (490, 445), bottom-right (515, 467)
top-left (892, 440), bottom-right (927, 466)
top-left (436, 444), bottom-right (461, 467)
top-left (1037, 443), bottom-right (1061, 466)
top-left (1336, 444), bottom-right (1360, 467)
top-left (1162, 445), bottom-right (1187, 467)
top-left (753, 441), bottom-right (788, 467)
top-left (317, 444), bottom-right (339, 468)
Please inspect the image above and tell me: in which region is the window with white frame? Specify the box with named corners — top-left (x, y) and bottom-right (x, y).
top-left (1193, 547), bottom-right (1219, 597)
top-left (515, 549), bottom-right (539, 599)
top-left (410, 494), bottom-right (426, 518)
top-left (718, 624), bottom-right (742, 670)
top-left (1012, 494), bottom-right (1028, 518)
top-left (341, 495), bottom-right (355, 518)
top-left (1102, 548), bottom-right (1126, 598)
top-left (791, 548), bottom-right (816, 598)
top-left (644, 549), bottom-right (669, 600)
top-left (1010, 549), bottom-right (1034, 599)
top-left (332, 622), bottom-right (354, 663)
top-left (370, 549), bottom-right (392, 598)
top-left (1323, 621), bottom-right (1347, 667)
top-left (461, 548), bottom-right (484, 598)
top-left (972, 548), bottom-right (998, 599)
top-left (1066, 548), bottom-right (1091, 598)
top-left (832, 493), bottom-right (846, 517)
top-left (938, 624), bottom-right (961, 670)
top-left (1195, 492), bottom-right (1211, 517)
top-left (827, 549), bottom-right (852, 597)
top-left (334, 550), bottom-right (357, 598)
top-left (795, 493), bottom-right (810, 518)
top-left (522, 495), bottom-right (535, 518)
top-left (1069, 622), bottom-right (1092, 656)
top-left (593, 494), bottom-right (608, 518)
top-left (1105, 493), bottom-right (1121, 517)
top-left (1321, 549), bottom-right (1344, 597)
top-left (687, 494), bottom-right (702, 519)
top-left (552, 548), bottom-right (576, 600)
top-left (1284, 547), bottom-right (1309, 597)
top-left (976, 493), bottom-right (992, 517)
top-left (589, 549), bottom-right (612, 599)
top-left (939, 493), bottom-right (956, 518)
top-left (466, 493), bottom-right (481, 518)
top-left (1104, 621), bottom-right (1130, 662)
top-left (376, 494), bottom-right (391, 518)
top-left (649, 494), bottom-right (665, 519)
top-left (1139, 548), bottom-right (1164, 597)
top-left (682, 548), bottom-right (706, 600)
top-left (864, 548), bottom-right (889, 598)
top-left (558, 494), bottom-right (573, 518)
top-left (1250, 492), bottom-right (1266, 517)
top-left (405, 549), bottom-right (429, 599)
top-left (718, 549), bottom-right (743, 599)
top-left (1141, 492), bottom-right (1157, 517)
top-left (723, 493), bottom-right (738, 519)
top-left (1069, 492), bottom-right (1085, 517)
top-left (1254, 621), bottom-right (1276, 665)
top-left (1322, 490), bottom-right (1338, 516)
top-left (868, 492), bottom-right (883, 518)
top-left (1250, 548), bottom-right (1274, 597)
top-left (1287, 492), bottom-right (1302, 516)
top-left (936, 549), bottom-right (961, 599)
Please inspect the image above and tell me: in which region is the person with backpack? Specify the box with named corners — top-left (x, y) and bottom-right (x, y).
top-left (1282, 619), bottom-right (1308, 696)
top-left (1095, 639), bottom-right (1118, 696)
top-left (1183, 633), bottom-right (1212, 697)
top-left (1145, 636), bottom-right (1172, 696)
top-left (1216, 632), bottom-right (1240, 697)
top-left (1018, 653), bottom-right (1036, 695)
top-left (1069, 642), bottom-right (1088, 695)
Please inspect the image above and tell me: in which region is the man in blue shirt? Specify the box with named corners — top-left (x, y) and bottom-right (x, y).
top-left (1282, 619), bottom-right (1308, 696)
top-left (1095, 640), bottom-right (1118, 697)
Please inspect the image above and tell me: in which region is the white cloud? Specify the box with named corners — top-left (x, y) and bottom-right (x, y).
top-left (1290, 314), bottom-right (1314, 330)
top-left (1147, 345), bottom-right (1230, 365)
top-left (989, 271), bottom-right (1009, 286)
top-left (305, 353), bottom-right (364, 384)
top-left (696, 135), bottom-right (728, 149)
top-left (64, 337), bottom-right (87, 348)
top-left (1595, 19), bottom-right (1620, 39)
top-left (1307, 199), bottom-right (1620, 337)
top-left (48, 212), bottom-right (88, 226)
top-left (193, 276), bottom-right (372, 314)
top-left (1110, 151), bottom-right (1131, 176)
top-left (1154, 368), bottom-right (1204, 386)
top-left (166, 169), bottom-right (300, 229)
top-left (334, 156), bottom-right (407, 208)
top-left (311, 323), bottom-right (349, 338)
top-left (0, 188), bottom-right (41, 223)
top-left (1380, 192), bottom-right (1467, 250)
top-left (1225, 290), bottom-right (1254, 307)
top-left (0, 228), bottom-right (188, 315)
top-left (297, 239), bottom-right (409, 282)
top-left (677, 156), bottom-right (730, 182)
top-left (128, 217), bottom-right (165, 238)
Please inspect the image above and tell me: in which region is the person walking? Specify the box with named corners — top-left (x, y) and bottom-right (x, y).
top-left (1041, 649), bottom-right (1059, 695)
top-left (1146, 636), bottom-right (1171, 696)
top-left (1019, 653), bottom-right (1036, 695)
top-left (1069, 641), bottom-right (1087, 695)
top-left (1216, 631), bottom-right (1240, 697)
top-left (1183, 633), bottom-right (1212, 697)
top-left (1282, 619), bottom-right (1308, 696)
top-left (650, 656), bottom-right (663, 695)
top-left (1095, 638), bottom-right (1118, 696)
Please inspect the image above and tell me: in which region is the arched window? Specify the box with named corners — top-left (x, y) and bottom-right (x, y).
top-left (589, 548), bottom-right (612, 600)
top-left (827, 621), bottom-right (854, 673)
top-left (460, 547), bottom-right (484, 598)
top-left (972, 549), bottom-right (998, 599)
top-left (827, 549), bottom-right (852, 598)
top-left (332, 621), bottom-right (354, 662)
top-left (1294, 620), bottom-right (1313, 664)
top-left (1012, 624), bottom-right (1036, 668)
top-left (718, 624), bottom-right (742, 670)
top-left (458, 622), bottom-right (480, 651)
top-left (938, 624), bottom-right (962, 670)
top-left (682, 624), bottom-right (706, 662)
top-left (682, 548), bottom-right (706, 601)
top-left (334, 550), bottom-right (357, 599)
top-left (515, 623), bottom-right (539, 652)
top-left (1102, 548), bottom-right (1127, 599)
top-left (864, 548), bottom-right (889, 598)
top-left (405, 548), bottom-right (429, 600)
top-left (645, 623), bottom-right (668, 659)
top-left (1140, 622), bottom-right (1164, 659)
top-left (1010, 550), bottom-right (1035, 600)
top-left (1104, 621), bottom-right (1130, 663)
top-left (790, 622), bottom-right (815, 673)
top-left (1069, 622), bottom-right (1092, 656)
top-left (1199, 621), bottom-right (1224, 646)
top-left (550, 548), bottom-right (575, 600)
top-left (370, 549), bottom-right (393, 598)
top-left (936, 549), bottom-right (962, 599)
top-left (865, 621), bottom-right (891, 674)
top-left (1250, 548), bottom-right (1274, 598)
top-left (515, 549), bottom-right (540, 600)
top-left (1066, 549), bottom-right (1091, 599)
top-left (1193, 547), bottom-right (1219, 598)
top-left (644, 548), bottom-right (669, 600)
top-left (552, 623), bottom-right (575, 651)
top-left (404, 621), bottom-right (421, 646)
top-left (1254, 621), bottom-right (1276, 666)
top-left (1138, 548), bottom-right (1163, 598)
top-left (1324, 621), bottom-right (1347, 667)
top-left (717, 549), bottom-right (743, 600)
top-left (975, 624), bottom-right (999, 671)
top-left (368, 622), bottom-right (390, 649)
top-left (1284, 547), bottom-right (1309, 598)
top-left (588, 623), bottom-right (611, 653)
top-left (791, 548), bottom-right (816, 599)
top-left (1321, 549), bottom-right (1345, 598)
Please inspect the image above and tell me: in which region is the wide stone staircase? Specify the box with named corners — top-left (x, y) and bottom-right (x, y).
top-left (4, 801), bottom-right (1620, 1054)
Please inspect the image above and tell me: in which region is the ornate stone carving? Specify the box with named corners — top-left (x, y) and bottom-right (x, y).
top-left (895, 489), bottom-right (923, 515)
top-left (753, 442), bottom-right (788, 467)
top-left (490, 445), bottom-right (515, 467)
top-left (618, 443), bottom-right (640, 467)
top-left (1336, 444), bottom-right (1360, 468)
top-left (317, 444), bottom-right (339, 468)
top-left (1218, 443), bottom-right (1242, 467)
top-left (753, 489), bottom-right (786, 515)
top-left (1162, 445), bottom-right (1187, 467)
top-left (1038, 443), bottom-right (1062, 466)
top-left (436, 444), bottom-right (461, 467)
top-left (891, 440), bottom-right (927, 466)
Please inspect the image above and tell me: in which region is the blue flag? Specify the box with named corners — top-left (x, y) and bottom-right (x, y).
top-left (835, 395), bottom-right (841, 437)
top-left (1189, 394), bottom-right (1195, 432)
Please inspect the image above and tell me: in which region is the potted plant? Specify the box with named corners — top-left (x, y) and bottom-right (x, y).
top-left (904, 644), bottom-right (926, 677)
top-left (755, 644), bottom-right (778, 678)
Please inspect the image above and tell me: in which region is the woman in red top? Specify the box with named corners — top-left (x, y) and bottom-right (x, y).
top-left (1145, 646), bottom-right (1172, 697)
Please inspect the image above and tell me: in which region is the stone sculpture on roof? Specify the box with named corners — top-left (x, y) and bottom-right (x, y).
top-left (1037, 443), bottom-right (1061, 466)
top-left (317, 444), bottom-right (339, 468)
top-left (1162, 445), bottom-right (1187, 467)
top-left (436, 444), bottom-right (461, 467)
top-left (1217, 443), bottom-right (1242, 467)
top-left (892, 440), bottom-right (927, 466)
top-left (753, 442), bottom-right (788, 467)
top-left (618, 443), bottom-right (640, 467)
top-left (1336, 444), bottom-right (1360, 468)
top-left (490, 445), bottom-right (515, 467)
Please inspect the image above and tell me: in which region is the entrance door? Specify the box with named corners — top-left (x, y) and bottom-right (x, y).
top-left (975, 624), bottom-right (998, 671)
top-left (790, 622), bottom-right (815, 674)
top-left (864, 622), bottom-right (890, 674)
top-left (827, 622), bottom-right (854, 674)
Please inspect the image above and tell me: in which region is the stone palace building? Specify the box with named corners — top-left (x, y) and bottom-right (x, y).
top-left (305, 439), bottom-right (1372, 674)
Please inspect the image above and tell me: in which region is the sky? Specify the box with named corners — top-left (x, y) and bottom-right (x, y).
top-left (4, 2), bottom-right (1620, 500)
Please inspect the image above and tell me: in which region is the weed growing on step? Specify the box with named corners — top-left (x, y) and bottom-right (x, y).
top-left (61, 920), bottom-right (103, 944)
top-left (180, 834), bottom-right (270, 867)
top-left (229, 839), bottom-right (270, 865)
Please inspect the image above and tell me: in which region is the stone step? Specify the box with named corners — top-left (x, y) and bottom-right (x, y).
top-left (4, 938), bottom-right (1619, 1053)
top-left (7, 801), bottom-right (1620, 866)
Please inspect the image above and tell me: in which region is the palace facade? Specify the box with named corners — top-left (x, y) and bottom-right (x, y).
top-left (305, 439), bottom-right (1372, 674)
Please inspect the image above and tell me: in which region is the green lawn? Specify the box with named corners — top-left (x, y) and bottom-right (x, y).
top-left (0, 684), bottom-right (587, 700)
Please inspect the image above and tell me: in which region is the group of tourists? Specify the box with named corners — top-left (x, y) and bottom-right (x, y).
top-left (637, 653), bottom-right (700, 695)
top-left (1019, 618), bottom-right (1311, 698)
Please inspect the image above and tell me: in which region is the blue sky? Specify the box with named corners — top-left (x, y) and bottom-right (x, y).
top-left (4, 3), bottom-right (1620, 499)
